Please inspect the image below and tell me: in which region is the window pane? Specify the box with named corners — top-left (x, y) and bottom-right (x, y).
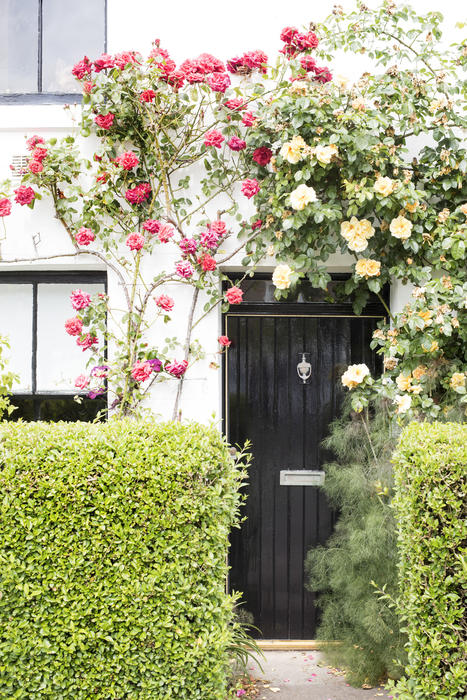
top-left (42, 0), bottom-right (105, 92)
top-left (40, 396), bottom-right (106, 421)
top-left (36, 283), bottom-right (105, 392)
top-left (0, 0), bottom-right (38, 93)
top-left (0, 283), bottom-right (33, 391)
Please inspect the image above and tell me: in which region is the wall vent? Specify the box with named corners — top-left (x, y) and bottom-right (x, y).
top-left (10, 155), bottom-right (29, 182)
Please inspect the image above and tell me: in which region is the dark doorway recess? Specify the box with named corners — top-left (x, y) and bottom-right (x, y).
top-left (224, 275), bottom-right (385, 639)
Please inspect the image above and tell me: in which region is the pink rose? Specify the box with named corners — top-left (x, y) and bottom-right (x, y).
top-left (93, 53), bottom-right (115, 72)
top-left (199, 254), bottom-right (217, 272)
top-left (140, 89), bottom-right (156, 102)
top-left (228, 136), bottom-right (246, 151)
top-left (143, 219), bottom-right (161, 234)
top-left (14, 186), bottom-right (36, 206)
top-left (199, 230), bottom-right (220, 250)
top-left (76, 333), bottom-right (98, 351)
top-left (28, 160), bottom-right (43, 173)
top-left (176, 260), bottom-right (194, 278)
top-left (236, 689), bottom-right (246, 697)
top-left (179, 58), bottom-right (205, 83)
top-left (295, 31), bottom-right (319, 51)
top-left (32, 147), bottom-right (47, 162)
top-left (243, 50), bottom-right (268, 73)
top-left (242, 111), bottom-right (256, 126)
top-left (163, 69), bottom-right (185, 90)
top-left (300, 56), bottom-right (317, 72)
top-left (26, 135), bottom-right (45, 151)
top-left (225, 286), bottom-right (243, 304)
top-left (313, 66), bottom-right (332, 83)
top-left (224, 98), bottom-right (245, 111)
top-left (179, 238), bottom-right (198, 256)
top-left (252, 147), bottom-right (272, 166)
top-left (126, 232), bottom-right (145, 251)
top-left (72, 57), bottom-right (92, 80)
top-left (280, 26), bottom-right (299, 44)
top-left (115, 151), bottom-right (139, 170)
top-left (197, 53), bottom-right (225, 73)
top-left (75, 227), bottom-right (95, 246)
top-left (94, 113), bottom-right (115, 130)
top-left (0, 199), bottom-right (11, 217)
top-left (241, 178), bottom-right (260, 199)
top-left (64, 317), bottom-right (83, 336)
top-left (158, 223), bottom-right (175, 243)
top-left (226, 56), bottom-right (244, 74)
top-left (74, 374), bottom-right (90, 389)
top-left (131, 360), bottom-right (153, 383)
top-left (207, 73), bottom-right (231, 93)
top-left (114, 51), bottom-right (140, 70)
top-left (210, 220), bottom-right (227, 236)
top-left (83, 81), bottom-right (94, 94)
top-left (125, 183), bottom-right (151, 204)
top-left (204, 130), bottom-right (224, 148)
top-left (218, 335), bottom-right (231, 347)
top-left (155, 294), bottom-right (174, 311)
top-left (70, 288), bottom-right (91, 310)
top-left (165, 359), bottom-right (188, 378)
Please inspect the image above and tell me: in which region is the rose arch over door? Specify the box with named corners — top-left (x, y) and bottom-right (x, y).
top-left (224, 275), bottom-right (385, 639)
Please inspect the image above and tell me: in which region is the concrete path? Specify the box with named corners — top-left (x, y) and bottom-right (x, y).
top-left (248, 650), bottom-right (393, 700)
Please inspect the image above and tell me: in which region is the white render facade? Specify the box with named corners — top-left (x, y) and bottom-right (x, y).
top-left (0, 0), bottom-right (460, 423)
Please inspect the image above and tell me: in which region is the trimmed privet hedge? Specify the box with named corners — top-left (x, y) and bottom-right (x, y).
top-left (392, 422), bottom-right (467, 700)
top-left (0, 420), bottom-right (246, 699)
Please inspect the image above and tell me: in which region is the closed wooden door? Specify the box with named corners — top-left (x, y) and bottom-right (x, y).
top-left (225, 310), bottom-right (381, 639)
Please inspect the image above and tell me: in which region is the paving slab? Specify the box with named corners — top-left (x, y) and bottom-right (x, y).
top-left (249, 650), bottom-right (393, 700)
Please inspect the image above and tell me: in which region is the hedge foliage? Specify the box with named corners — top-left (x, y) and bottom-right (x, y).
top-left (392, 422), bottom-right (467, 700)
top-left (0, 420), bottom-right (246, 699)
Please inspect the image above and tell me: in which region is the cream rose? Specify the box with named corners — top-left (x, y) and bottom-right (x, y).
top-left (355, 258), bottom-right (381, 278)
top-left (394, 394), bottom-right (412, 414)
top-left (390, 215), bottom-right (413, 241)
top-left (341, 217), bottom-right (375, 252)
top-left (374, 176), bottom-right (396, 197)
top-left (341, 363), bottom-right (370, 389)
top-left (315, 144), bottom-right (338, 165)
top-left (396, 373), bottom-right (412, 392)
top-left (460, 203), bottom-right (467, 216)
top-left (289, 183), bottom-right (317, 210)
top-left (280, 135), bottom-right (307, 164)
top-left (272, 263), bottom-right (293, 290)
top-left (450, 372), bottom-right (466, 389)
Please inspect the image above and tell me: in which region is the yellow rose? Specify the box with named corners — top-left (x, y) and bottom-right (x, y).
top-left (422, 340), bottom-right (439, 353)
top-left (355, 258), bottom-right (381, 278)
top-left (279, 135), bottom-right (306, 164)
top-left (374, 176), bottom-right (396, 197)
top-left (394, 394), bottom-right (412, 414)
top-left (396, 373), bottom-right (412, 392)
top-left (289, 183), bottom-right (317, 210)
top-left (412, 365), bottom-right (427, 380)
top-left (266, 245), bottom-right (275, 257)
top-left (410, 385), bottom-right (423, 395)
top-left (341, 217), bottom-right (375, 252)
top-left (450, 372), bottom-right (465, 389)
top-left (358, 219), bottom-right (375, 239)
top-left (460, 203), bottom-right (467, 216)
top-left (405, 201), bottom-right (419, 213)
top-left (341, 363), bottom-right (370, 389)
top-left (272, 263), bottom-right (293, 290)
top-left (390, 215), bottom-right (413, 241)
top-left (418, 310), bottom-right (433, 326)
top-left (315, 144), bottom-right (338, 165)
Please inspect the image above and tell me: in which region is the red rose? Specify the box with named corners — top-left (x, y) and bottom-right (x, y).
top-left (197, 53), bottom-right (225, 73)
top-left (228, 136), bottom-right (246, 151)
top-left (125, 183), bottom-right (151, 204)
top-left (143, 219), bottom-right (161, 234)
top-left (114, 51), bottom-right (139, 70)
top-left (140, 89), bottom-right (156, 102)
top-left (76, 334), bottom-right (98, 351)
top-left (155, 294), bottom-right (174, 312)
top-left (300, 56), bottom-right (317, 72)
top-left (224, 98), bottom-right (245, 111)
top-left (218, 335), bottom-right (231, 347)
top-left (199, 254), bottom-right (217, 272)
top-left (94, 113), bottom-right (115, 130)
top-left (280, 26), bottom-right (299, 43)
top-left (115, 151), bottom-right (139, 170)
top-left (28, 160), bottom-right (43, 173)
top-left (225, 286), bottom-right (243, 304)
top-left (179, 58), bottom-right (205, 83)
top-left (26, 135), bottom-right (45, 151)
top-left (93, 53), bottom-right (115, 72)
top-left (72, 57), bottom-right (92, 80)
top-left (204, 130), bottom-right (224, 148)
top-left (242, 111), bottom-right (256, 127)
top-left (226, 56), bottom-right (243, 74)
top-left (163, 69), bottom-right (185, 90)
top-left (251, 219), bottom-right (262, 230)
top-left (126, 232), bottom-right (145, 251)
top-left (0, 199), bottom-right (11, 217)
top-left (75, 227), bottom-right (95, 246)
top-left (14, 186), bottom-right (36, 205)
top-left (241, 178), bottom-right (260, 199)
top-left (32, 147), bottom-right (47, 162)
top-left (243, 50), bottom-right (268, 73)
top-left (207, 73), bottom-right (231, 93)
top-left (252, 147), bottom-right (272, 166)
top-left (295, 31), bottom-right (319, 51)
top-left (313, 66), bottom-right (333, 83)
top-left (64, 317), bottom-right (83, 336)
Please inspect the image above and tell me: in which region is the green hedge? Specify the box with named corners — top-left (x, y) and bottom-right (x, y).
top-left (0, 420), bottom-right (245, 699)
top-left (392, 422), bottom-right (467, 700)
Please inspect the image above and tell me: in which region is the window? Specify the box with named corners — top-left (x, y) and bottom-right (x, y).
top-left (0, 0), bottom-right (106, 101)
top-left (0, 271), bottom-right (107, 421)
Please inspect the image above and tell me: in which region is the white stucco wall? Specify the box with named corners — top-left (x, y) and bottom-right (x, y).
top-left (0, 0), bottom-right (462, 420)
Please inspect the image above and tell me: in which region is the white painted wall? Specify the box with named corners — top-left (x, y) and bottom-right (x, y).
top-left (0, 0), bottom-right (462, 420)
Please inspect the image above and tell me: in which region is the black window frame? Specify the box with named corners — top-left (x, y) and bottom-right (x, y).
top-left (0, 270), bottom-right (107, 421)
top-left (0, 0), bottom-right (107, 105)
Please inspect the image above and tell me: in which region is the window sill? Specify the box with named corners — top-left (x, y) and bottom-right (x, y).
top-left (0, 93), bottom-right (83, 105)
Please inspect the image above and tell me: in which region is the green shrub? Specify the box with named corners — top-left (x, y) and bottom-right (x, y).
top-left (392, 422), bottom-right (467, 700)
top-left (0, 420), bottom-right (246, 699)
top-left (305, 401), bottom-right (406, 686)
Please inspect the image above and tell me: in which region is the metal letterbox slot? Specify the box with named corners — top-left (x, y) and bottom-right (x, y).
top-left (280, 470), bottom-right (325, 486)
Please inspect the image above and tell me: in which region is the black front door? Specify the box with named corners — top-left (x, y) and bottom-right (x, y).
top-left (225, 278), bottom-right (383, 639)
